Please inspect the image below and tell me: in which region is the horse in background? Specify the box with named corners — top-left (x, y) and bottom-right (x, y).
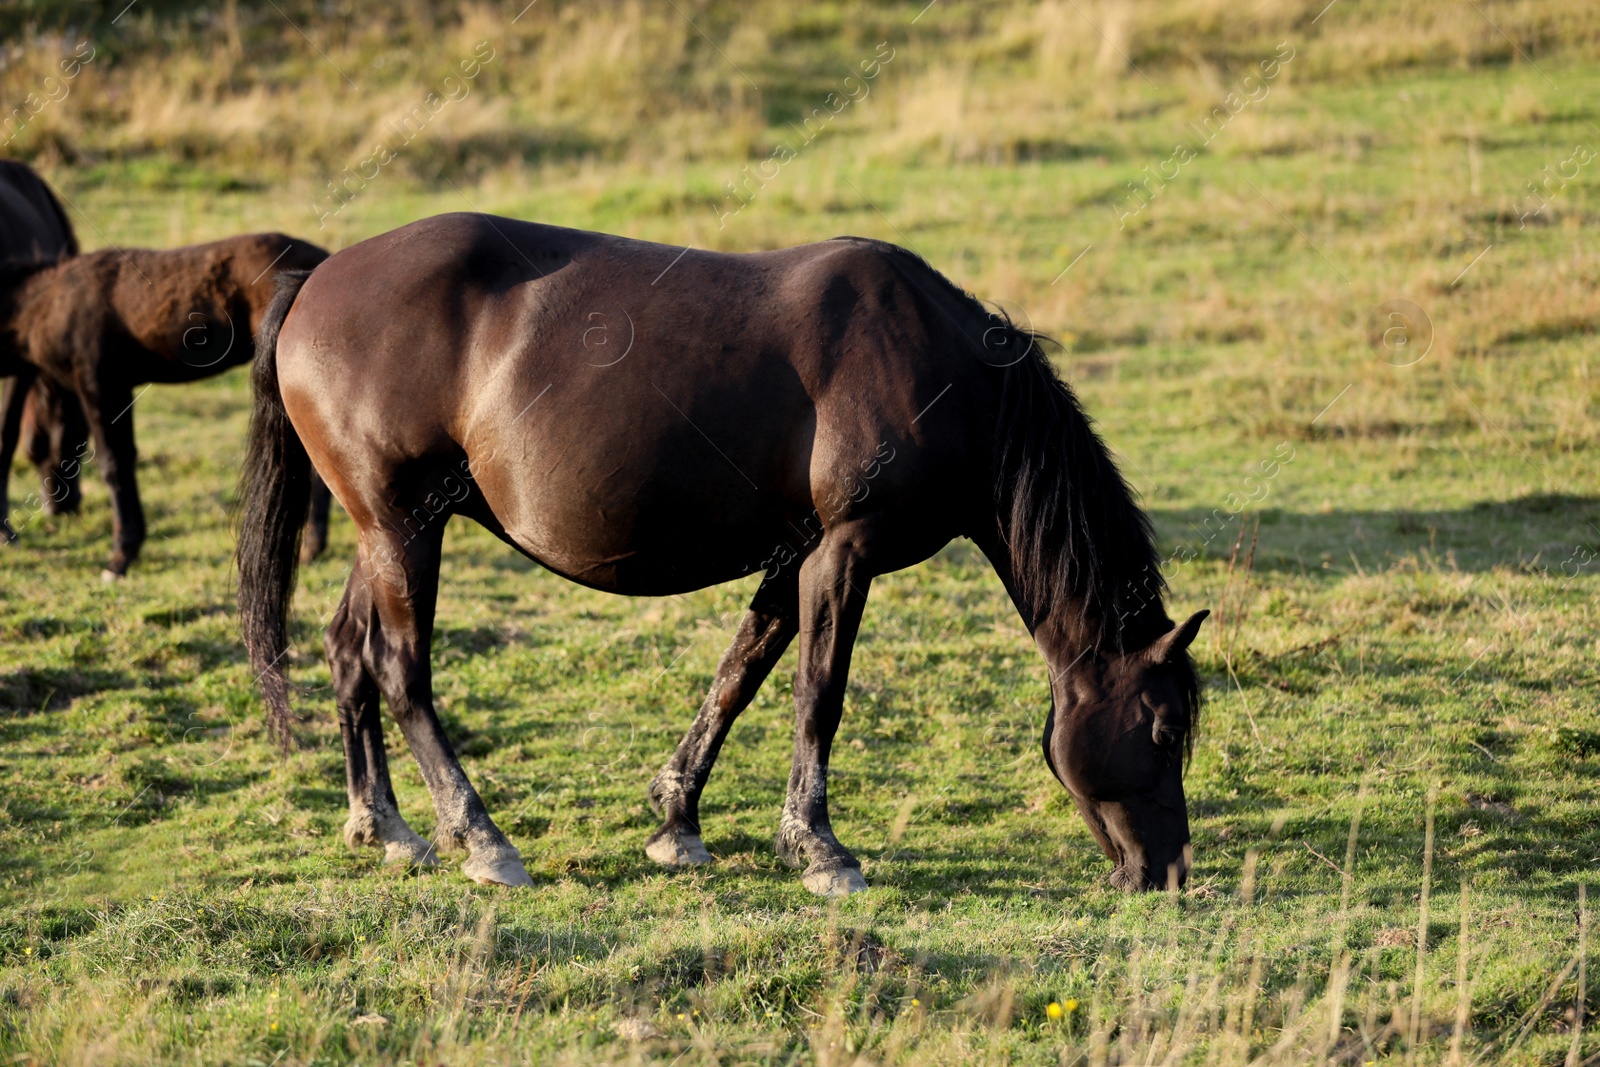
top-left (0, 233), bottom-right (334, 577)
top-left (0, 160), bottom-right (88, 520)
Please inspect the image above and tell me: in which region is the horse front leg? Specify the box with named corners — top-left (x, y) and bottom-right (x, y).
top-left (360, 520), bottom-right (532, 888)
top-left (646, 571), bottom-right (800, 867)
top-left (777, 531), bottom-right (873, 897)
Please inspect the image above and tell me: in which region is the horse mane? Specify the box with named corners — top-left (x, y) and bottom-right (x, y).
top-left (988, 318), bottom-right (1166, 644)
top-left (0, 160), bottom-right (79, 259)
top-left (851, 237), bottom-right (1199, 746)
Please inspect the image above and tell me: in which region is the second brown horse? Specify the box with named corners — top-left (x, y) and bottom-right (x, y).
top-left (0, 233), bottom-right (332, 576)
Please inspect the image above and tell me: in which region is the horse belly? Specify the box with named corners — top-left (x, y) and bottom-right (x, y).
top-left (470, 417), bottom-right (801, 596)
top-left (491, 485), bottom-right (788, 595)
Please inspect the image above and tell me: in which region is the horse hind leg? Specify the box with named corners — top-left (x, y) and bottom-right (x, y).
top-left (28, 378), bottom-right (86, 516)
top-left (360, 518), bottom-right (532, 888)
top-left (327, 572), bottom-right (435, 867)
top-left (300, 471), bottom-right (332, 563)
top-left (646, 571), bottom-right (800, 868)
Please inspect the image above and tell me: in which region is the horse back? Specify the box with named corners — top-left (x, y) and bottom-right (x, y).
top-left (18, 233), bottom-right (329, 384)
top-left (0, 161), bottom-right (77, 265)
top-left (277, 213), bottom-right (992, 588)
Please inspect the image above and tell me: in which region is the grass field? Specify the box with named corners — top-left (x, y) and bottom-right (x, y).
top-left (2, 1), bottom-right (1600, 1063)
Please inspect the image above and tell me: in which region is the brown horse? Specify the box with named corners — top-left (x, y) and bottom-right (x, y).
top-left (238, 213), bottom-right (1208, 895)
top-left (0, 160), bottom-right (87, 519)
top-left (0, 233), bottom-right (334, 576)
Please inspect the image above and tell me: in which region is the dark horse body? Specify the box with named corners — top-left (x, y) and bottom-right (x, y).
top-left (0, 233), bottom-right (333, 575)
top-left (0, 160), bottom-right (88, 519)
top-left (239, 213), bottom-right (1207, 894)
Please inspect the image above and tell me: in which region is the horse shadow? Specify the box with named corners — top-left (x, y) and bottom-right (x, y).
top-left (0, 664), bottom-right (135, 717)
top-left (1148, 492), bottom-right (1600, 576)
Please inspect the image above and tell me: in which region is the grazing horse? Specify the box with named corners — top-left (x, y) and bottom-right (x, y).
top-left (0, 233), bottom-right (334, 576)
top-left (237, 213), bottom-right (1209, 895)
top-left (0, 160), bottom-right (87, 519)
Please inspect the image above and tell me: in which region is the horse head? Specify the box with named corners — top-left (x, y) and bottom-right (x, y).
top-left (1043, 610), bottom-right (1207, 891)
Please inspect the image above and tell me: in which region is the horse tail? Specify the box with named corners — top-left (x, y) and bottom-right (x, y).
top-left (236, 269), bottom-right (315, 750)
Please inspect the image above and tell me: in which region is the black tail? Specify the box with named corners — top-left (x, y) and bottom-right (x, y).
top-left (236, 269), bottom-right (315, 750)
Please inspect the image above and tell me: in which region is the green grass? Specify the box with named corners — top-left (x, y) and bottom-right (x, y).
top-left (2, 25), bottom-right (1600, 1067)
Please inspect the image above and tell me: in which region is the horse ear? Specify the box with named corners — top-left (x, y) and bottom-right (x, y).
top-left (1145, 610), bottom-right (1209, 664)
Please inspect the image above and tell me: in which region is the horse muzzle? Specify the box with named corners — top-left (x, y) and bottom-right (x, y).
top-left (1090, 795), bottom-right (1192, 892)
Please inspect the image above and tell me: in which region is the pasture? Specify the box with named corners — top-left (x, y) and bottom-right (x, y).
top-left (2, 1), bottom-right (1599, 1062)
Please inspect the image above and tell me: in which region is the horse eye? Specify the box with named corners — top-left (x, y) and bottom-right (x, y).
top-left (1152, 721), bottom-right (1181, 748)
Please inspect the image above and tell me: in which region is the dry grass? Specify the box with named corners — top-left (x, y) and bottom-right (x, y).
top-left (3, 0), bottom-right (1598, 178)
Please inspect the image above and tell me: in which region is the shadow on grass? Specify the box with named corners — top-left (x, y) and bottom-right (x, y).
top-left (1152, 493), bottom-right (1600, 574)
top-left (0, 666), bottom-right (135, 716)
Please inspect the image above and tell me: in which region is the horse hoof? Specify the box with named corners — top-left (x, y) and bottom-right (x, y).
top-left (382, 838), bottom-right (439, 867)
top-left (802, 864), bottom-right (868, 898)
top-left (100, 568), bottom-right (124, 583)
top-left (645, 829), bottom-right (714, 868)
top-left (462, 851), bottom-right (534, 888)
top-left (344, 813), bottom-right (437, 867)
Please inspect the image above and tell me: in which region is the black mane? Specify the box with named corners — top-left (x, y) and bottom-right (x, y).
top-left (855, 239), bottom-right (1163, 640)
